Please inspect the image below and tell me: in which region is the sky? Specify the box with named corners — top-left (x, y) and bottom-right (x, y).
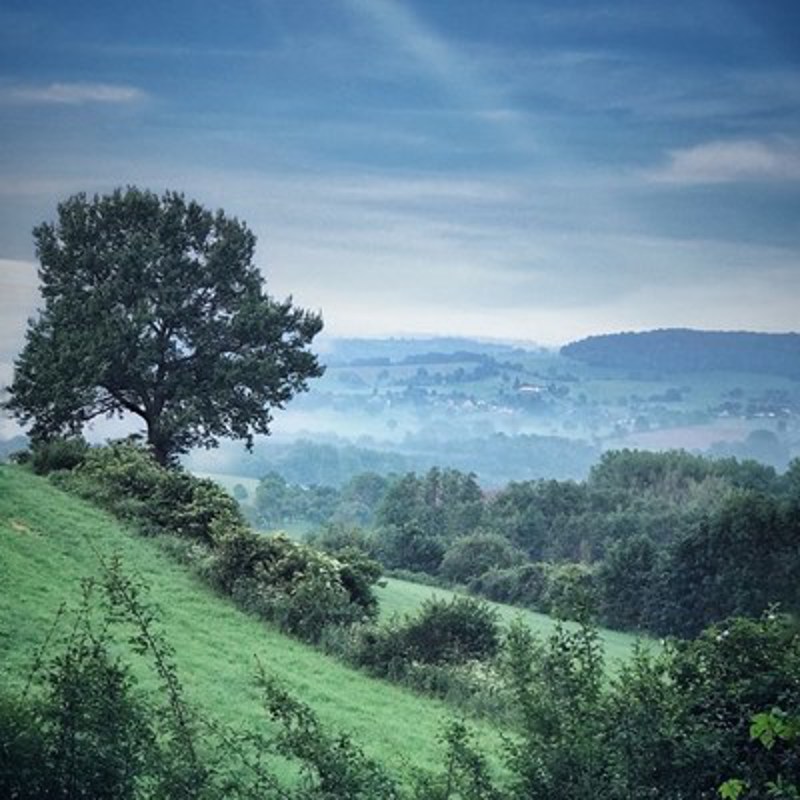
top-left (1, 0), bottom-right (799, 381)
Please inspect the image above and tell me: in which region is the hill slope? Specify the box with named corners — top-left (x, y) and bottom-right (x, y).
top-left (376, 577), bottom-right (647, 669)
top-left (562, 328), bottom-right (800, 378)
top-left (0, 466), bottom-right (503, 775)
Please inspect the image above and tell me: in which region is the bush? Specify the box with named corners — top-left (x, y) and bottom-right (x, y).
top-left (440, 532), bottom-right (522, 584)
top-left (402, 596), bottom-right (500, 665)
top-left (469, 562), bottom-right (549, 609)
top-left (0, 612), bottom-right (162, 800)
top-left (349, 596), bottom-right (501, 679)
top-left (59, 441), bottom-right (245, 545)
top-left (208, 531), bottom-right (380, 642)
top-left (541, 562), bottom-right (597, 621)
top-left (26, 435), bottom-right (90, 475)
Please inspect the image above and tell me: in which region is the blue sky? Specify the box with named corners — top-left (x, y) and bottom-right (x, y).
top-left (1, 0), bottom-right (799, 373)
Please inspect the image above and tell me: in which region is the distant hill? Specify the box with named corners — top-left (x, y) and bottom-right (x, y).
top-left (561, 329), bottom-right (800, 379)
top-left (319, 336), bottom-right (539, 366)
top-left (0, 434), bottom-right (27, 461)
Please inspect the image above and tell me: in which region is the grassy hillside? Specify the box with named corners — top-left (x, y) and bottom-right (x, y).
top-left (377, 577), bottom-right (650, 670)
top-left (0, 466), bottom-right (504, 776)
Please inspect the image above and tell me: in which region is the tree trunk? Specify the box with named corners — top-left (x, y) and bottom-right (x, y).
top-left (146, 420), bottom-right (172, 467)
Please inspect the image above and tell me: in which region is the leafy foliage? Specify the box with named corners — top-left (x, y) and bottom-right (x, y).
top-left (0, 557), bottom-right (405, 799)
top-left (210, 531), bottom-right (380, 642)
top-left (439, 533), bottom-right (522, 584)
top-left (6, 187), bottom-right (323, 464)
top-left (56, 440), bottom-right (245, 544)
top-left (39, 441), bottom-right (382, 644)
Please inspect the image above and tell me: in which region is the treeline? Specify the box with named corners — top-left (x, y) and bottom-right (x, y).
top-left (323, 335), bottom-right (527, 366)
top-left (562, 328), bottom-right (800, 378)
top-left (299, 451), bottom-right (800, 638)
top-left (211, 431), bottom-right (597, 489)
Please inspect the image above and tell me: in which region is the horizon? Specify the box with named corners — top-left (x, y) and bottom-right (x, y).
top-left (2, 1), bottom-right (799, 370)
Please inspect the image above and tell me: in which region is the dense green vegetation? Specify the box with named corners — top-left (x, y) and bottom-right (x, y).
top-left (4, 451), bottom-right (800, 797)
top-left (298, 451), bottom-right (800, 638)
top-left (376, 577), bottom-right (644, 670)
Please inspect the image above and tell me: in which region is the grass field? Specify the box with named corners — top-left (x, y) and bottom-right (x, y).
top-left (376, 577), bottom-right (650, 670)
top-left (0, 466), bottom-right (504, 778)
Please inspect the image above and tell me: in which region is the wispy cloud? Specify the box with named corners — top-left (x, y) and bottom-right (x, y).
top-left (342, 0), bottom-right (534, 151)
top-left (647, 138), bottom-right (800, 185)
top-left (1, 81), bottom-right (147, 105)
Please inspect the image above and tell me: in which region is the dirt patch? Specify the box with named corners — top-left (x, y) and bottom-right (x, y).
top-left (8, 519), bottom-right (35, 535)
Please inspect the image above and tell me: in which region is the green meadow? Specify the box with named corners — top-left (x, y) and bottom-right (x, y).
top-left (0, 466), bottom-right (504, 776)
top-left (377, 576), bottom-right (650, 670)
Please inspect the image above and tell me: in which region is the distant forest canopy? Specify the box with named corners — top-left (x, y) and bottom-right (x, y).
top-left (320, 335), bottom-right (537, 366)
top-left (187, 433), bottom-right (599, 487)
top-left (562, 329), bottom-right (800, 378)
top-left (299, 449), bottom-right (800, 639)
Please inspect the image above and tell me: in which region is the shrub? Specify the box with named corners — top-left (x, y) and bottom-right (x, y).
top-left (26, 435), bottom-right (90, 475)
top-left (440, 533), bottom-right (522, 584)
top-left (541, 562), bottom-right (597, 621)
top-left (59, 441), bottom-right (246, 545)
top-left (402, 596), bottom-right (500, 665)
top-left (352, 596), bottom-right (501, 677)
top-left (0, 602), bottom-right (163, 799)
top-left (209, 531), bottom-right (380, 642)
top-left (469, 562), bottom-right (549, 609)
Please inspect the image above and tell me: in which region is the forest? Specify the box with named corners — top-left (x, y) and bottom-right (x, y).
top-left (563, 330), bottom-right (800, 379)
top-left (241, 448), bottom-right (800, 639)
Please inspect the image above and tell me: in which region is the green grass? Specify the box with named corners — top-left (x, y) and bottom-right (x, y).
top-left (0, 466), bottom-right (503, 777)
top-left (376, 577), bottom-right (652, 670)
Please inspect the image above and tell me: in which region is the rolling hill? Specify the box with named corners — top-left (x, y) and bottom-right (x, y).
top-left (0, 466), bottom-right (505, 777)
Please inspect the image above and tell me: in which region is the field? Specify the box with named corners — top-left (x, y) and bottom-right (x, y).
top-left (0, 466), bottom-right (505, 777)
top-left (377, 577), bottom-right (649, 670)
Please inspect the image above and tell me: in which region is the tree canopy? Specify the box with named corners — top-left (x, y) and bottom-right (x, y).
top-left (6, 187), bottom-right (323, 464)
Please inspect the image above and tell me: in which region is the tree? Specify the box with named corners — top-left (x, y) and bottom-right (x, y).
top-left (439, 532), bottom-right (521, 584)
top-left (6, 188), bottom-right (323, 464)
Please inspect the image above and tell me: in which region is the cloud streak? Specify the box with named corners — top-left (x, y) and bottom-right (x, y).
top-left (647, 139), bottom-right (800, 185)
top-left (2, 82), bottom-right (147, 105)
top-left (342, 0), bottom-right (536, 152)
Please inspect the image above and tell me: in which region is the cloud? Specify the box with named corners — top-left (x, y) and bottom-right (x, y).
top-left (2, 82), bottom-right (147, 105)
top-left (341, 0), bottom-right (535, 151)
top-left (647, 138), bottom-right (800, 185)
top-left (0, 259), bottom-right (39, 372)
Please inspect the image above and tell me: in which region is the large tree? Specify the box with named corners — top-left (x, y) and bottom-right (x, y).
top-left (6, 187), bottom-right (323, 464)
